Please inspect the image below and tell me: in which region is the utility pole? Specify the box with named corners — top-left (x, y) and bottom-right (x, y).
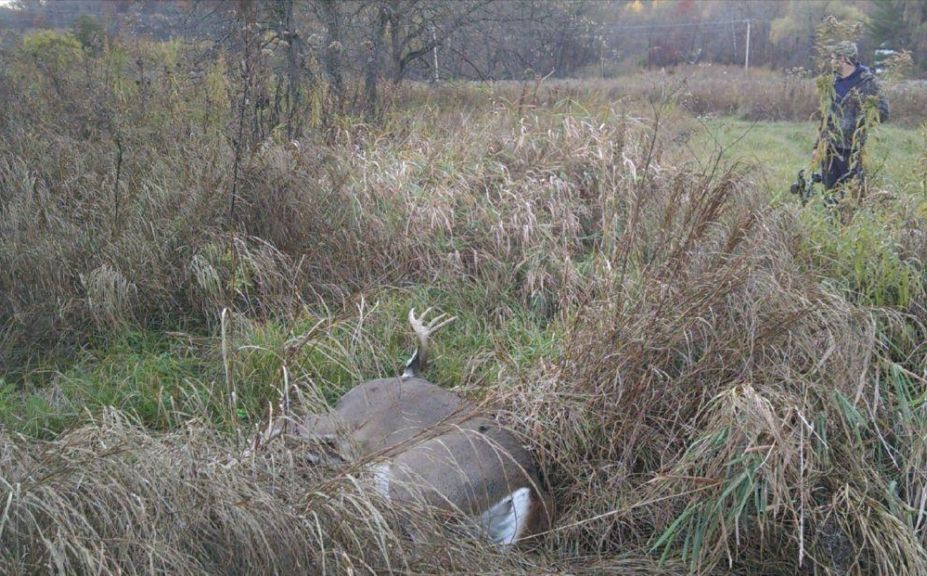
top-left (744, 19), bottom-right (751, 72)
top-left (432, 24), bottom-right (439, 83)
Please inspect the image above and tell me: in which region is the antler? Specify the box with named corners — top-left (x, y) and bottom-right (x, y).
top-left (409, 307), bottom-right (456, 343)
top-left (403, 307), bottom-right (456, 378)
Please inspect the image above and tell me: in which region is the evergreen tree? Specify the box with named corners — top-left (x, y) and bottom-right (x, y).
top-left (867, 0), bottom-right (925, 51)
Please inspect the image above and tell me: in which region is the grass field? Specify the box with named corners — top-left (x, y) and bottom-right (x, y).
top-left (684, 118), bottom-right (926, 197)
top-left (2, 42), bottom-right (927, 574)
top-left (3, 117), bottom-right (924, 440)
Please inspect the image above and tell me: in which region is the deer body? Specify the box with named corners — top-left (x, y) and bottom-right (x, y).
top-left (266, 309), bottom-right (553, 545)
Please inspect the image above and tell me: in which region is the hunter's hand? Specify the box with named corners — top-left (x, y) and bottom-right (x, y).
top-left (811, 147), bottom-right (819, 166)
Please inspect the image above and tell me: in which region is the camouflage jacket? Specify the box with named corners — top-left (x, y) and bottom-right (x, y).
top-left (821, 65), bottom-right (890, 153)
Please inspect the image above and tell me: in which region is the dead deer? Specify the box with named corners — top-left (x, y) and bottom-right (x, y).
top-left (256, 308), bottom-right (554, 546)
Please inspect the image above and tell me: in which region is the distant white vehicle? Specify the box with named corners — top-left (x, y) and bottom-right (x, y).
top-left (874, 44), bottom-right (897, 75)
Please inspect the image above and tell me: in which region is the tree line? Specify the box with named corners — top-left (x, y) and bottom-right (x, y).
top-left (3, 1), bottom-right (925, 79)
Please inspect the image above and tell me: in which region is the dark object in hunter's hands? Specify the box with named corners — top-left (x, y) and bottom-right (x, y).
top-left (790, 169), bottom-right (822, 205)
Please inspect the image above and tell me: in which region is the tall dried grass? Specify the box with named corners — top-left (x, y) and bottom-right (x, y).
top-left (0, 59), bottom-right (646, 371)
top-left (0, 409), bottom-right (698, 575)
top-left (2, 35), bottom-right (927, 575)
top-left (491, 157), bottom-right (927, 572)
top-left (4, 121), bottom-right (925, 573)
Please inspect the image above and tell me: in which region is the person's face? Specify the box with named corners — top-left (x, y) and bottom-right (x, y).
top-left (829, 53), bottom-right (844, 72)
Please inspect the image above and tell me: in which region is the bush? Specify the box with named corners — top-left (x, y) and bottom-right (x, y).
top-left (72, 14), bottom-right (106, 55)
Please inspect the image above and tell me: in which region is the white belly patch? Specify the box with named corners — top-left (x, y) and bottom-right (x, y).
top-left (372, 462), bottom-right (391, 498)
top-left (480, 486), bottom-right (532, 545)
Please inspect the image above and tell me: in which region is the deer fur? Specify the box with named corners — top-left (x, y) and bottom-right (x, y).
top-left (375, 415), bottom-right (554, 545)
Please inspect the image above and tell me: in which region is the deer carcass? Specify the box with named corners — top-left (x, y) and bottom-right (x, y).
top-left (264, 309), bottom-right (553, 546)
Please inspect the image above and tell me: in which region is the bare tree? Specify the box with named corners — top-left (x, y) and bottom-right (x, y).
top-left (318, 0), bottom-right (345, 109)
top-left (363, 3), bottom-right (388, 119)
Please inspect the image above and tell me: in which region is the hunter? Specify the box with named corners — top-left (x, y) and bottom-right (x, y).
top-left (813, 40), bottom-right (890, 193)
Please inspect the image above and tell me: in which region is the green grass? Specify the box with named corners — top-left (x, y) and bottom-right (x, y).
top-left (684, 118), bottom-right (926, 198)
top-left (0, 284), bottom-right (559, 438)
top-left (0, 331), bottom-right (209, 437)
top-left (678, 118), bottom-right (926, 309)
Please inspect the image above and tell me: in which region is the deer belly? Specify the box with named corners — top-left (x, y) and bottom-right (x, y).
top-left (370, 458), bottom-right (535, 546)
